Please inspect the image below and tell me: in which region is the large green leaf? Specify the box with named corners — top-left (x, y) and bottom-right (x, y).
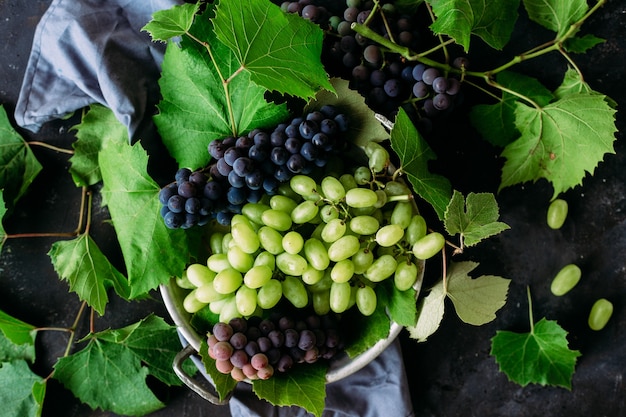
top-left (428, 0), bottom-right (520, 51)
top-left (500, 93), bottom-right (617, 198)
top-left (212, 0), bottom-right (333, 99)
top-left (48, 234), bottom-right (130, 315)
top-left (491, 318), bottom-right (581, 389)
top-left (390, 108), bottom-right (452, 219)
top-left (0, 360), bottom-right (46, 417)
top-left (155, 11), bottom-right (289, 169)
top-left (522, 0), bottom-right (587, 37)
top-left (0, 309), bottom-right (37, 363)
top-left (142, 2), bottom-right (200, 41)
top-left (0, 105), bottom-right (42, 209)
top-left (98, 140), bottom-right (192, 298)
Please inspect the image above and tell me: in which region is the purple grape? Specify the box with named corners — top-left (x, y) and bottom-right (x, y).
top-left (230, 332), bottom-right (248, 350)
top-left (213, 322), bottom-right (234, 342)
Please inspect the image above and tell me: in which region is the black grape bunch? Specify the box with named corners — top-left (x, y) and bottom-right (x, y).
top-left (280, 0), bottom-right (468, 133)
top-left (158, 105), bottom-right (351, 228)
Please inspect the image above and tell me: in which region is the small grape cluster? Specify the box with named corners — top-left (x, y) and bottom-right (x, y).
top-left (177, 142), bottom-right (444, 322)
top-left (158, 105), bottom-right (351, 229)
top-left (282, 0), bottom-right (467, 131)
top-left (207, 314), bottom-right (342, 381)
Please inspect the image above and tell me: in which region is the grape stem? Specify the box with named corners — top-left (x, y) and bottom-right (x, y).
top-left (526, 286), bottom-right (535, 334)
top-left (28, 141), bottom-right (74, 155)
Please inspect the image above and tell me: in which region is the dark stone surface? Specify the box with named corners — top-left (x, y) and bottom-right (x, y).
top-left (1, 1), bottom-right (624, 416)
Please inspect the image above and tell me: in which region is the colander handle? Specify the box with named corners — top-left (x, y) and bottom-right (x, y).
top-left (173, 344), bottom-right (232, 405)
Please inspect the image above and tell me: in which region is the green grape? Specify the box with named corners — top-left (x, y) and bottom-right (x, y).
top-left (221, 233), bottom-right (234, 253)
top-left (321, 176), bottom-right (346, 202)
top-left (303, 237), bottom-right (330, 270)
top-left (364, 141), bottom-right (389, 172)
top-left (282, 230), bottom-right (304, 255)
top-left (375, 224), bottom-right (405, 247)
top-left (364, 254), bottom-right (398, 282)
top-left (329, 281), bottom-right (351, 313)
top-left (405, 214), bottom-right (427, 245)
top-left (219, 295), bottom-right (241, 323)
top-left (231, 221), bottom-right (260, 254)
top-left (350, 215), bottom-right (380, 236)
top-left (354, 166), bottom-right (372, 185)
top-left (391, 201), bottom-right (414, 229)
top-left (349, 205), bottom-right (376, 216)
top-left (207, 253), bottom-right (231, 273)
top-left (384, 181), bottom-right (411, 197)
top-left (550, 263), bottom-right (582, 296)
top-left (183, 289), bottom-right (207, 313)
top-left (282, 276), bottom-right (309, 308)
top-left (231, 213), bottom-right (250, 227)
top-left (175, 272), bottom-right (196, 289)
top-left (352, 247), bottom-right (374, 274)
top-left (253, 251), bottom-right (275, 270)
top-left (347, 284), bottom-right (358, 310)
top-left (588, 298), bottom-right (613, 331)
top-left (331, 259), bottom-right (355, 283)
top-left (394, 260), bottom-right (419, 291)
top-left (345, 187), bottom-right (378, 208)
top-left (302, 264), bottom-right (325, 285)
top-left (339, 173), bottom-right (357, 191)
top-left (291, 200), bottom-right (319, 224)
top-left (235, 285), bottom-right (257, 316)
top-left (258, 226), bottom-right (285, 255)
top-left (290, 175), bottom-right (318, 198)
top-left (209, 231), bottom-right (225, 255)
top-left (261, 209), bottom-right (293, 231)
top-left (371, 208), bottom-right (384, 224)
top-left (276, 252), bottom-right (308, 276)
top-left (270, 194), bottom-right (298, 213)
top-left (195, 283), bottom-right (228, 303)
top-left (328, 235), bottom-right (361, 262)
top-left (373, 190), bottom-right (387, 208)
top-left (321, 218), bottom-right (347, 243)
top-left (356, 286), bottom-right (377, 316)
top-left (547, 198), bottom-right (568, 229)
top-left (320, 204), bottom-right (340, 223)
top-left (312, 290), bottom-right (331, 315)
top-left (227, 245), bottom-right (254, 272)
top-left (278, 182), bottom-right (301, 202)
top-left (308, 269), bottom-right (333, 293)
top-left (257, 279), bottom-right (282, 309)
top-left (412, 232), bottom-right (445, 260)
top-left (243, 265), bottom-right (273, 289)
top-left (186, 263), bottom-right (216, 287)
top-left (213, 268), bottom-right (243, 294)
top-left (209, 297), bottom-right (227, 315)
top-left (242, 202), bottom-right (270, 226)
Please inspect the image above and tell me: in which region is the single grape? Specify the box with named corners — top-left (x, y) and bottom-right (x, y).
top-left (421, 68), bottom-right (440, 85)
top-left (356, 285), bottom-right (377, 316)
top-left (432, 93), bottom-right (451, 110)
top-left (363, 44), bottom-right (382, 65)
top-left (588, 298), bottom-right (613, 331)
top-left (212, 341), bottom-right (234, 361)
top-left (383, 79), bottom-right (401, 98)
top-left (550, 263), bottom-right (582, 296)
top-left (212, 322), bottom-right (234, 342)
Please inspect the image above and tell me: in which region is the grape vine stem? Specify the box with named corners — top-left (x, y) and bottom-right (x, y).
top-left (28, 141), bottom-right (74, 155)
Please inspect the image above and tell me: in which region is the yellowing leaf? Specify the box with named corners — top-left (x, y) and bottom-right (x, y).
top-left (407, 279), bottom-right (446, 342)
top-left (446, 261), bottom-right (510, 325)
top-left (501, 93), bottom-right (617, 198)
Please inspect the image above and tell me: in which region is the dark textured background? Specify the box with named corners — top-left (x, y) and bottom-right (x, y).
top-left (1, 1), bottom-right (624, 416)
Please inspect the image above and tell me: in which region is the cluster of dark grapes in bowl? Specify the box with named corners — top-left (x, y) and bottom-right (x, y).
top-left (279, 0), bottom-right (468, 132)
top-left (158, 105), bottom-right (351, 228)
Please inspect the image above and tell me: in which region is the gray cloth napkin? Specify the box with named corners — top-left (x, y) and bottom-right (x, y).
top-left (16, 1), bottom-right (416, 416)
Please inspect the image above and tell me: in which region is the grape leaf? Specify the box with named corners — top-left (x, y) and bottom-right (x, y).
top-left (390, 107), bottom-right (452, 219)
top-left (69, 104), bottom-right (128, 187)
top-left (54, 339), bottom-right (164, 416)
top-left (408, 261), bottom-right (509, 341)
top-left (428, 0), bottom-right (520, 51)
top-left (444, 190), bottom-right (510, 247)
top-left (470, 71), bottom-right (553, 147)
top-left (91, 315), bottom-right (185, 386)
top-left (378, 278), bottom-right (420, 327)
top-left (49, 234), bottom-right (130, 315)
top-left (0, 105), bottom-right (42, 210)
top-left (142, 2), bottom-right (200, 41)
top-left (491, 318), bottom-right (581, 389)
top-left (500, 93), bottom-right (617, 198)
top-left (305, 78), bottom-right (390, 147)
top-left (253, 363), bottom-right (327, 417)
top-left (446, 261), bottom-right (510, 325)
top-left (343, 302), bottom-right (392, 358)
top-left (212, 0), bottom-right (333, 99)
top-left (155, 11), bottom-right (289, 169)
top-left (522, 0), bottom-right (587, 37)
top-left (0, 309), bottom-right (37, 363)
top-left (98, 139), bottom-right (193, 298)
top-left (198, 339), bottom-right (238, 401)
top-left (0, 360), bottom-right (46, 417)
top-left (407, 278), bottom-right (446, 342)
top-left (564, 34), bottom-right (605, 54)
